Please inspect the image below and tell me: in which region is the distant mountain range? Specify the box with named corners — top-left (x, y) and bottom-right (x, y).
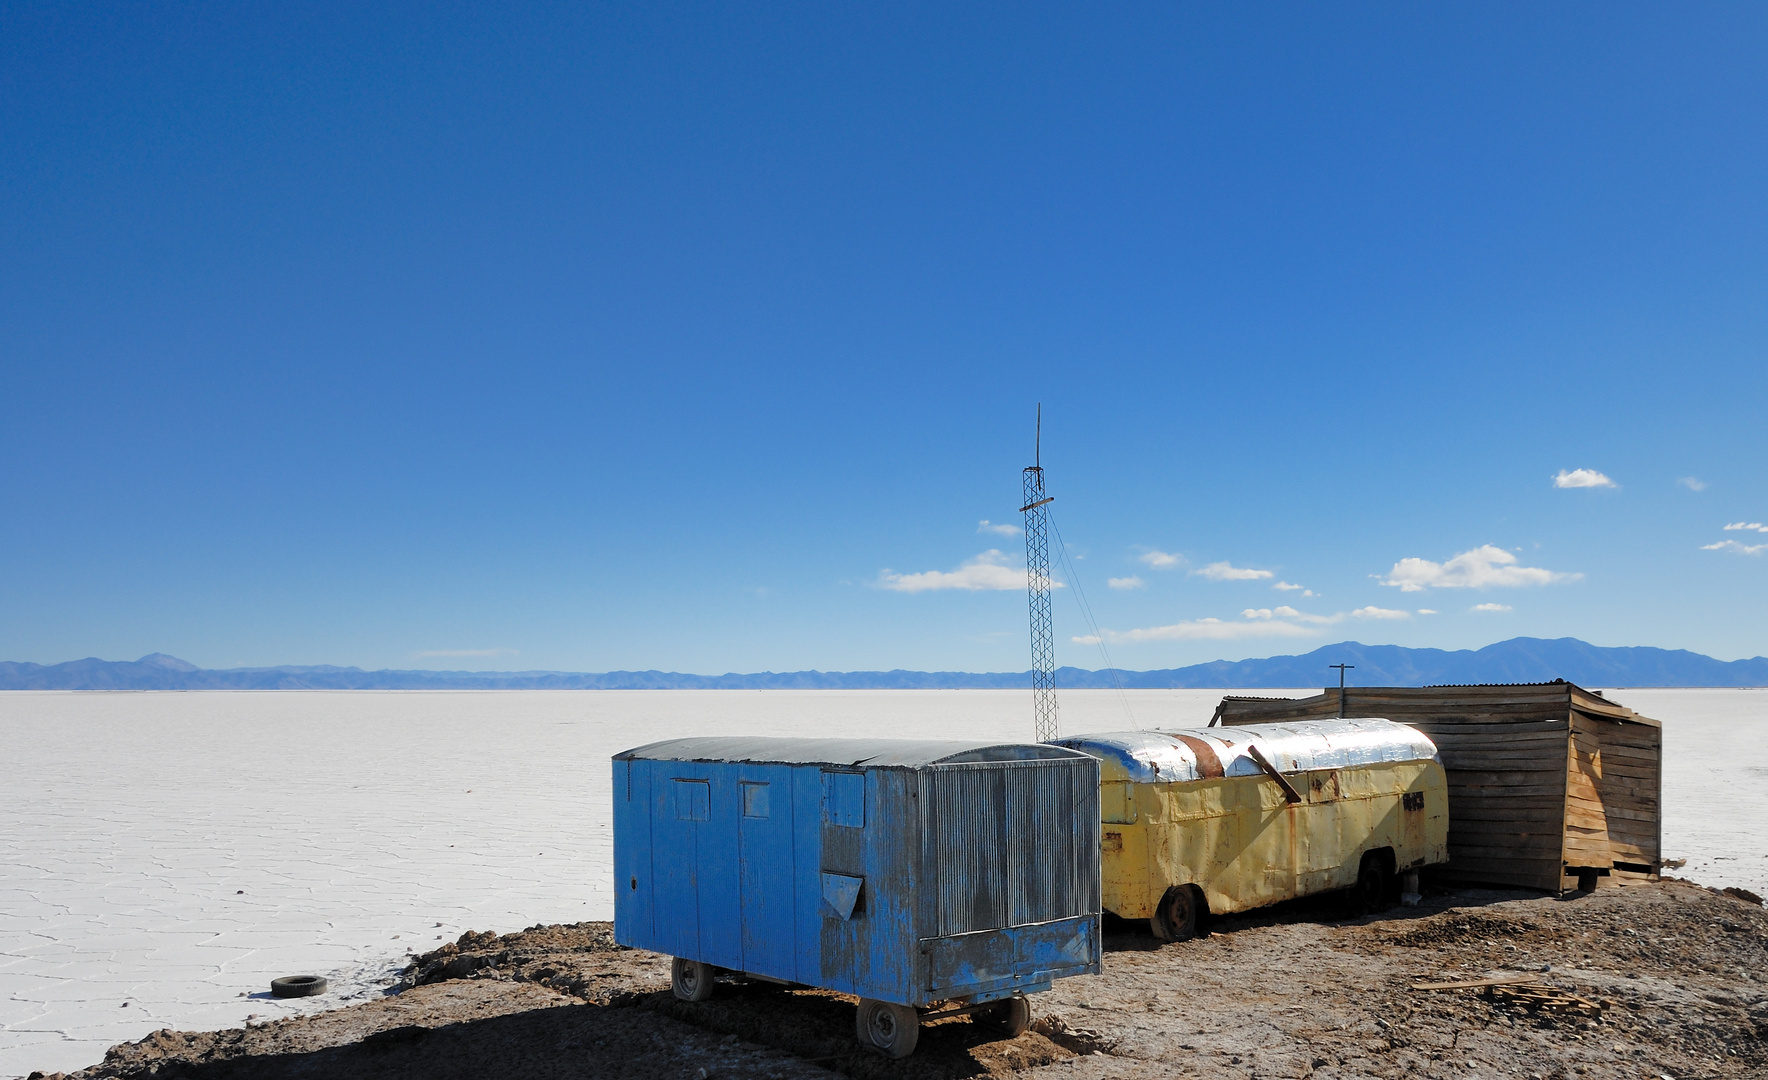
top-left (2, 637), bottom-right (1765, 690)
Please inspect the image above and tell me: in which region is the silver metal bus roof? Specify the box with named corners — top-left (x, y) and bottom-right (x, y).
top-left (1052, 717), bottom-right (1440, 784)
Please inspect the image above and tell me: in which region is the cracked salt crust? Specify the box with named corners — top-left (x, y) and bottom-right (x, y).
top-left (1, 686), bottom-right (1762, 1078)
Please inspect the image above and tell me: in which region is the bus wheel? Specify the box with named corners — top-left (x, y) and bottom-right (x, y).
top-left (975, 995), bottom-right (1032, 1038)
top-left (856, 998), bottom-right (920, 1058)
top-left (1349, 853), bottom-right (1393, 916)
top-left (1150, 885), bottom-right (1198, 942)
top-left (671, 957), bottom-right (716, 1002)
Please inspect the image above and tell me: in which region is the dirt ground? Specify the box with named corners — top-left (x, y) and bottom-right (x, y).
top-left (34, 878), bottom-right (1767, 1080)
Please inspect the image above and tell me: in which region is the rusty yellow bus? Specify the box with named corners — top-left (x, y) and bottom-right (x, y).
top-left (1054, 718), bottom-right (1447, 941)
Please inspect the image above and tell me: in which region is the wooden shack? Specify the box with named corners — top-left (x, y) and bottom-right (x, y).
top-left (1212, 681), bottom-right (1661, 892)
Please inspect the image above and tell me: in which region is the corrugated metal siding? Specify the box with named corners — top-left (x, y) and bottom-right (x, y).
top-left (931, 765), bottom-right (1008, 936)
top-left (929, 758), bottom-right (1098, 937)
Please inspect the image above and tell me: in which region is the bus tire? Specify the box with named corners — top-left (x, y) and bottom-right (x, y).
top-left (1350, 852), bottom-right (1393, 916)
top-left (1150, 885), bottom-right (1198, 942)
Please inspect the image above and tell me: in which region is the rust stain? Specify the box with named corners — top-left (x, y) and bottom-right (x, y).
top-left (1172, 734), bottom-right (1225, 778)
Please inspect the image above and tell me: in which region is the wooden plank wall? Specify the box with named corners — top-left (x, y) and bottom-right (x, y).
top-left (1585, 712), bottom-right (1662, 884)
top-left (1561, 714), bottom-right (1613, 875)
top-left (1218, 686), bottom-right (1576, 891)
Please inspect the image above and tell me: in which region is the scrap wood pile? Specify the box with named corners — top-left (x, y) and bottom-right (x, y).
top-left (1411, 973), bottom-right (1609, 1017)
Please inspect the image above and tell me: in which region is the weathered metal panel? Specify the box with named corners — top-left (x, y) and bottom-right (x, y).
top-left (816, 767), bottom-right (868, 995)
top-left (1073, 761), bottom-right (1103, 917)
top-left (650, 767), bottom-right (703, 961)
top-left (863, 768), bottom-right (921, 1004)
top-left (1008, 764), bottom-right (1071, 925)
top-left (930, 765), bottom-right (1008, 936)
top-left (926, 915), bottom-right (1098, 995)
top-left (790, 765), bottom-right (825, 985)
top-left (696, 770), bottom-right (744, 971)
top-left (612, 758), bottom-right (653, 945)
top-left (737, 764), bottom-right (796, 978)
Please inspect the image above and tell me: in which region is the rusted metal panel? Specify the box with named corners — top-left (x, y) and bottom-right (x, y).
top-left (1056, 719), bottom-right (1448, 920)
top-left (614, 737), bottom-right (1101, 1008)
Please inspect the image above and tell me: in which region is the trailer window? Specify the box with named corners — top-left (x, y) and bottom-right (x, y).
top-left (671, 779), bottom-right (710, 821)
top-left (822, 770), bottom-right (865, 828)
top-left (741, 781), bottom-right (770, 818)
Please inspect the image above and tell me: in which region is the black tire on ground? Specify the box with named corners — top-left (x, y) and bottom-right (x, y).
top-left (974, 995), bottom-right (1033, 1038)
top-left (269, 976), bottom-right (327, 998)
top-left (855, 998), bottom-right (920, 1058)
top-left (1349, 852), bottom-right (1393, 916)
top-left (1149, 884), bottom-right (1198, 942)
top-left (670, 957), bottom-right (716, 1002)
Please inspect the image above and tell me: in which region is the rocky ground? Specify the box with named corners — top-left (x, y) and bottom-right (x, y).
top-left (30, 878), bottom-right (1767, 1080)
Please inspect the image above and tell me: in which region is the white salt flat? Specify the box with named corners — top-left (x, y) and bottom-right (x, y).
top-left (1, 686), bottom-right (1761, 1078)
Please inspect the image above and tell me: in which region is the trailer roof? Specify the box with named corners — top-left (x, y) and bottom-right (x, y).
top-left (1053, 717), bottom-right (1439, 784)
top-left (614, 736), bottom-right (1091, 767)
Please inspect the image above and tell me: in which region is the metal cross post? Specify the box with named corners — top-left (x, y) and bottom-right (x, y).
top-left (1330, 663), bottom-right (1354, 718)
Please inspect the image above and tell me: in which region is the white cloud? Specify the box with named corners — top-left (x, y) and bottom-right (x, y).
top-left (1093, 601), bottom-right (1414, 644)
top-left (1380, 545), bottom-right (1579, 592)
top-left (1553, 468), bottom-right (1616, 489)
top-left (1723, 522), bottom-right (1768, 533)
top-left (1138, 549), bottom-right (1184, 569)
top-left (1678, 477), bottom-right (1708, 492)
top-left (1703, 539), bottom-right (1768, 556)
top-left (1195, 561), bottom-right (1274, 581)
top-left (1090, 618), bottom-right (1318, 642)
top-left (1351, 606), bottom-right (1411, 620)
top-left (415, 648), bottom-right (517, 659)
top-left (977, 519), bottom-right (1021, 537)
top-left (1417, 609), bottom-right (1438, 615)
top-left (876, 555), bottom-right (1053, 597)
top-left (1472, 602), bottom-right (1513, 612)
top-left (1241, 606), bottom-right (1306, 620)
top-left (1272, 581), bottom-right (1314, 596)
top-left (879, 549), bottom-right (1055, 592)
top-left (1107, 576), bottom-right (1145, 590)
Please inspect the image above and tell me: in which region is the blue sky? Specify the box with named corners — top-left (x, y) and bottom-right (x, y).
top-left (3, 3), bottom-right (1765, 673)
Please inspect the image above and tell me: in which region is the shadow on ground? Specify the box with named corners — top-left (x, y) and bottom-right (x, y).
top-left (109, 986), bottom-right (1071, 1080)
top-left (1101, 883), bottom-right (1548, 953)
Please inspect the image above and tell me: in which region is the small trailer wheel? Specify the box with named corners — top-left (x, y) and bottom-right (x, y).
top-left (671, 958), bottom-right (716, 1002)
top-left (855, 998), bottom-right (919, 1058)
top-left (975, 995), bottom-right (1032, 1038)
top-left (1150, 885), bottom-right (1198, 942)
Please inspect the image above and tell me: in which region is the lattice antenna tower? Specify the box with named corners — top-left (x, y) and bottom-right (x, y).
top-left (1021, 405), bottom-right (1058, 742)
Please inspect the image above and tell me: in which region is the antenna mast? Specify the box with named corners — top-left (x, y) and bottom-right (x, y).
top-left (1021, 405), bottom-right (1058, 742)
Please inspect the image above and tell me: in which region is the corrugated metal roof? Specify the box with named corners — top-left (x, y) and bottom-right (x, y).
top-left (614, 736), bottom-right (1090, 767)
top-left (1053, 718), bottom-right (1439, 784)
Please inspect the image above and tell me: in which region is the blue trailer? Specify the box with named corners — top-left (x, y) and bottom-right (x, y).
top-left (613, 736), bottom-right (1102, 1057)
